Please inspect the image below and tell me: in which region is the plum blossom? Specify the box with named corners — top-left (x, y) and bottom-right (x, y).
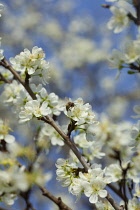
top-left (0, 66), bottom-right (13, 80)
top-left (1, 80), bottom-right (24, 104)
top-left (56, 159), bottom-right (108, 204)
top-left (74, 133), bottom-right (105, 160)
top-left (36, 87), bottom-right (64, 116)
top-left (83, 178), bottom-right (107, 203)
top-left (123, 40), bottom-right (140, 64)
top-left (105, 163), bottom-right (122, 182)
top-left (107, 6), bottom-right (129, 33)
top-left (19, 100), bottom-right (51, 122)
top-left (64, 98), bottom-right (96, 125)
top-left (10, 46), bottom-right (49, 84)
top-left (128, 197), bottom-right (140, 210)
top-left (0, 119), bottom-right (15, 143)
top-left (40, 122), bottom-right (65, 146)
top-left (108, 49), bottom-right (124, 70)
top-left (95, 200), bottom-right (114, 210)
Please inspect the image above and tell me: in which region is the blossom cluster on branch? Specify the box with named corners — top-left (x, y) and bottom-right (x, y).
top-left (0, 1), bottom-right (140, 210)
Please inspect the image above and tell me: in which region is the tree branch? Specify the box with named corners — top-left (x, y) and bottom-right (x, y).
top-left (107, 184), bottom-right (125, 200)
top-left (0, 58), bottom-right (36, 100)
top-left (106, 193), bottom-right (124, 210)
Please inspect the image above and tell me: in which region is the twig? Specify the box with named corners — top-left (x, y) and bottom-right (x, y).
top-left (0, 73), bottom-right (11, 83)
top-left (40, 186), bottom-right (72, 210)
top-left (20, 190), bottom-right (36, 210)
top-left (0, 207), bottom-right (17, 210)
top-left (133, 0), bottom-right (140, 25)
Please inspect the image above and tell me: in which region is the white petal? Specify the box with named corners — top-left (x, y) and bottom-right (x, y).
top-left (98, 190), bottom-right (107, 198)
top-left (89, 194), bottom-right (98, 203)
top-left (5, 134), bottom-right (15, 143)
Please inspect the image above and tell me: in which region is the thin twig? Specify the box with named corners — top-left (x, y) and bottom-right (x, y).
top-left (40, 186), bottom-right (72, 210)
top-left (21, 190), bottom-right (36, 210)
top-left (0, 207), bottom-right (17, 210)
top-left (0, 73), bottom-right (11, 83)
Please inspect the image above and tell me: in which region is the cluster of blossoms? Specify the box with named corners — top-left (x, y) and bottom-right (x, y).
top-left (64, 98), bottom-right (95, 125)
top-left (56, 158), bottom-right (111, 204)
top-left (0, 154), bottom-right (51, 206)
top-left (106, 0), bottom-right (135, 33)
top-left (0, 1), bottom-right (140, 208)
top-left (10, 46), bottom-right (49, 84)
top-left (19, 85), bottom-right (64, 123)
top-left (38, 122), bottom-right (65, 147)
top-left (109, 36), bottom-right (140, 71)
top-left (73, 132), bottom-right (105, 161)
top-left (87, 114), bottom-right (140, 183)
top-left (1, 80), bottom-right (63, 122)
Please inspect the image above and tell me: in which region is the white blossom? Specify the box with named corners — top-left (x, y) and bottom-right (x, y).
top-left (83, 178), bottom-right (107, 204)
top-left (108, 49), bottom-right (124, 70)
top-left (36, 87), bottom-right (64, 116)
top-left (0, 119), bottom-right (15, 143)
top-left (64, 98), bottom-right (96, 126)
top-left (123, 40), bottom-right (140, 64)
top-left (95, 200), bottom-right (114, 210)
top-left (128, 197), bottom-right (140, 210)
top-left (40, 122), bottom-right (65, 146)
top-left (105, 163), bottom-right (122, 182)
top-left (19, 100), bottom-right (51, 122)
top-left (10, 46), bottom-right (49, 84)
top-left (1, 80), bottom-right (24, 104)
top-left (107, 6), bottom-right (129, 33)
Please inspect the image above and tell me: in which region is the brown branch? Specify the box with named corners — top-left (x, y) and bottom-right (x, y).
top-left (0, 207), bottom-right (17, 210)
top-left (0, 58), bottom-right (36, 100)
top-left (107, 184), bottom-right (125, 201)
top-left (133, 0), bottom-right (140, 25)
top-left (41, 115), bottom-right (89, 172)
top-left (20, 190), bottom-right (36, 210)
top-left (40, 186), bottom-right (72, 210)
top-left (106, 193), bottom-right (124, 210)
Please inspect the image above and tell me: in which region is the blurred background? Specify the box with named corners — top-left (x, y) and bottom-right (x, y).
top-left (0, 0), bottom-right (140, 209)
